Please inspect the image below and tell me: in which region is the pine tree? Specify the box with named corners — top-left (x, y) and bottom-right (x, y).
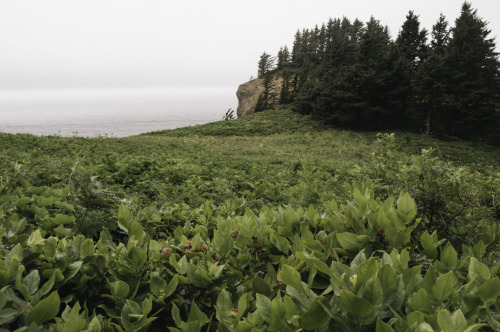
top-left (277, 46), bottom-right (291, 70)
top-left (256, 52), bottom-right (277, 112)
top-left (416, 14), bottom-right (450, 136)
top-left (443, 2), bottom-right (500, 137)
top-left (392, 11), bottom-right (428, 127)
top-left (396, 11), bottom-right (428, 68)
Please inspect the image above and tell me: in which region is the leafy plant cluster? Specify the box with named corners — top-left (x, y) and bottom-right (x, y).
top-left (257, 2), bottom-right (500, 141)
top-left (0, 112), bottom-right (499, 330)
top-left (1, 168), bottom-right (499, 331)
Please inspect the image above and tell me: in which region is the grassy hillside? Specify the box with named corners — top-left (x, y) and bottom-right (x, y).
top-left (0, 108), bottom-right (499, 331)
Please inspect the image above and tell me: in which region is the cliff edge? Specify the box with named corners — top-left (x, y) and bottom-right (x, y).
top-left (236, 78), bottom-right (265, 118)
top-left (236, 77), bottom-right (283, 118)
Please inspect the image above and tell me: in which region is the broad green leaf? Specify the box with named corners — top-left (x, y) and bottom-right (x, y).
top-left (283, 295), bottom-right (296, 321)
top-left (0, 308), bottom-right (20, 325)
top-left (117, 204), bottom-right (132, 233)
top-left (66, 261), bottom-right (83, 279)
top-left (44, 237), bottom-right (57, 262)
top-left (300, 297), bottom-right (329, 330)
top-left (128, 221), bottom-right (144, 243)
top-left (310, 257), bottom-right (333, 277)
top-left (88, 316), bottom-right (102, 332)
top-left (339, 290), bottom-right (374, 319)
top-left (376, 318), bottom-right (395, 332)
top-left (269, 296), bottom-right (287, 331)
top-left (171, 304), bottom-right (182, 327)
top-left (128, 246), bottom-right (147, 269)
top-left (187, 302), bottom-right (208, 326)
top-left (441, 246), bottom-right (458, 271)
top-left (99, 228), bottom-right (115, 249)
top-left (64, 302), bottom-right (86, 331)
top-left (468, 257), bottom-right (490, 282)
top-left (462, 324), bottom-right (489, 332)
top-left (27, 291), bottom-right (60, 325)
top-left (256, 293), bottom-right (272, 324)
top-left (408, 311), bottom-right (426, 329)
top-left (186, 265), bottom-right (211, 288)
top-left (23, 270), bottom-right (40, 297)
top-left (337, 232), bottom-right (363, 251)
top-left (31, 273), bottom-right (56, 305)
top-left (213, 231), bottom-right (233, 257)
top-left (476, 277), bottom-right (500, 304)
top-left (450, 309), bottom-right (467, 332)
top-left (53, 214), bottom-right (76, 225)
top-left (150, 272), bottom-right (168, 297)
top-left (416, 322), bottom-right (435, 332)
top-left (142, 297), bottom-right (152, 316)
top-left (216, 289), bottom-right (232, 321)
top-left (432, 272), bottom-right (456, 302)
top-left (437, 310), bottom-right (454, 332)
top-left (396, 193), bottom-right (417, 223)
top-left (422, 265), bottom-right (437, 295)
top-left (279, 265), bottom-right (306, 296)
top-left (403, 266), bottom-right (422, 295)
top-left (251, 277), bottom-right (271, 296)
top-left (27, 229), bottom-right (44, 246)
top-left (192, 233), bottom-right (203, 251)
top-left (80, 238), bottom-right (95, 258)
top-left (112, 280), bottom-right (130, 299)
top-left (237, 292), bottom-right (252, 321)
top-left (354, 259), bottom-right (381, 293)
top-left (378, 264), bottom-right (398, 296)
top-left (410, 289), bottom-right (432, 313)
top-left (361, 277), bottom-right (383, 308)
top-left (164, 274), bottom-right (179, 298)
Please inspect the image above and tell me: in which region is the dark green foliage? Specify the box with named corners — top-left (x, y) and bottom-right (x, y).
top-left (256, 52), bottom-right (278, 112)
top-left (263, 2), bottom-right (500, 142)
top-left (0, 131), bottom-right (499, 330)
top-left (0, 110), bottom-right (499, 330)
top-left (441, 2), bottom-right (500, 138)
top-left (416, 14), bottom-right (451, 136)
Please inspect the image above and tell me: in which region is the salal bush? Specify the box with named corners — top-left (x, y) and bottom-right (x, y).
top-left (1, 171), bottom-right (499, 331)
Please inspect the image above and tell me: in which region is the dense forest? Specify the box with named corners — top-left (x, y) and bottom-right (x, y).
top-left (255, 2), bottom-right (500, 142)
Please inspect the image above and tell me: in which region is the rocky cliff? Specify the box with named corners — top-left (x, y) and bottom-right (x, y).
top-left (236, 77), bottom-right (282, 118)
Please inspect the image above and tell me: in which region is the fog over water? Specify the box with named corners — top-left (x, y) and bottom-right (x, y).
top-left (1, 1), bottom-right (498, 138)
top-left (0, 87), bottom-right (236, 137)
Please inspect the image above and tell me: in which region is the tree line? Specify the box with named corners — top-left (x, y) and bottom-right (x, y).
top-left (256, 2), bottom-right (499, 141)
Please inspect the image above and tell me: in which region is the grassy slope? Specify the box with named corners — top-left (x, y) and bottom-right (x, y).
top-left (2, 107), bottom-right (499, 173)
top-left (142, 107), bottom-right (500, 167)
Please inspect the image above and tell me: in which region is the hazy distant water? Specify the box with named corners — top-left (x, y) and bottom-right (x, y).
top-left (0, 87), bottom-right (236, 137)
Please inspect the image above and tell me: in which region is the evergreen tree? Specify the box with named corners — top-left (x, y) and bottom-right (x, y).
top-left (396, 11), bottom-right (428, 68)
top-left (291, 30), bottom-right (303, 67)
top-left (256, 52), bottom-right (277, 112)
top-left (393, 11), bottom-right (428, 127)
top-left (277, 46), bottom-right (291, 70)
top-left (355, 17), bottom-right (394, 128)
top-left (443, 2), bottom-right (499, 137)
top-left (257, 52), bottom-right (275, 78)
top-left (416, 14), bottom-right (450, 136)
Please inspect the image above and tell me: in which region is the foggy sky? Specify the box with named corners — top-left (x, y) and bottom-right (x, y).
top-left (1, 0), bottom-right (499, 91)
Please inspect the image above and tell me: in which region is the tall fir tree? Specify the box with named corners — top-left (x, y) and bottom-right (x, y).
top-left (416, 14), bottom-right (450, 136)
top-left (256, 52), bottom-right (277, 112)
top-left (393, 11), bottom-right (428, 127)
top-left (443, 2), bottom-right (499, 137)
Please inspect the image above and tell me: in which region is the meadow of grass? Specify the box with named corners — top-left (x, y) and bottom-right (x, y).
top-left (0, 107), bottom-right (499, 331)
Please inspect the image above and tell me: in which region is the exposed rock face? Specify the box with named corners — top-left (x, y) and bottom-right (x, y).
top-left (236, 78), bottom-right (265, 118)
top-left (236, 77), bottom-right (282, 118)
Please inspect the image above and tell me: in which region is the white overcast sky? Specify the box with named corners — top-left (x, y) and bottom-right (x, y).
top-left (0, 0), bottom-right (499, 91)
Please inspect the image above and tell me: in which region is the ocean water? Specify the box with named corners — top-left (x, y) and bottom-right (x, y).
top-left (0, 87), bottom-right (237, 137)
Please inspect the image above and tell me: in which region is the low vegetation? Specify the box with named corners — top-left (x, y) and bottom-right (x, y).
top-left (0, 108), bottom-right (499, 331)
